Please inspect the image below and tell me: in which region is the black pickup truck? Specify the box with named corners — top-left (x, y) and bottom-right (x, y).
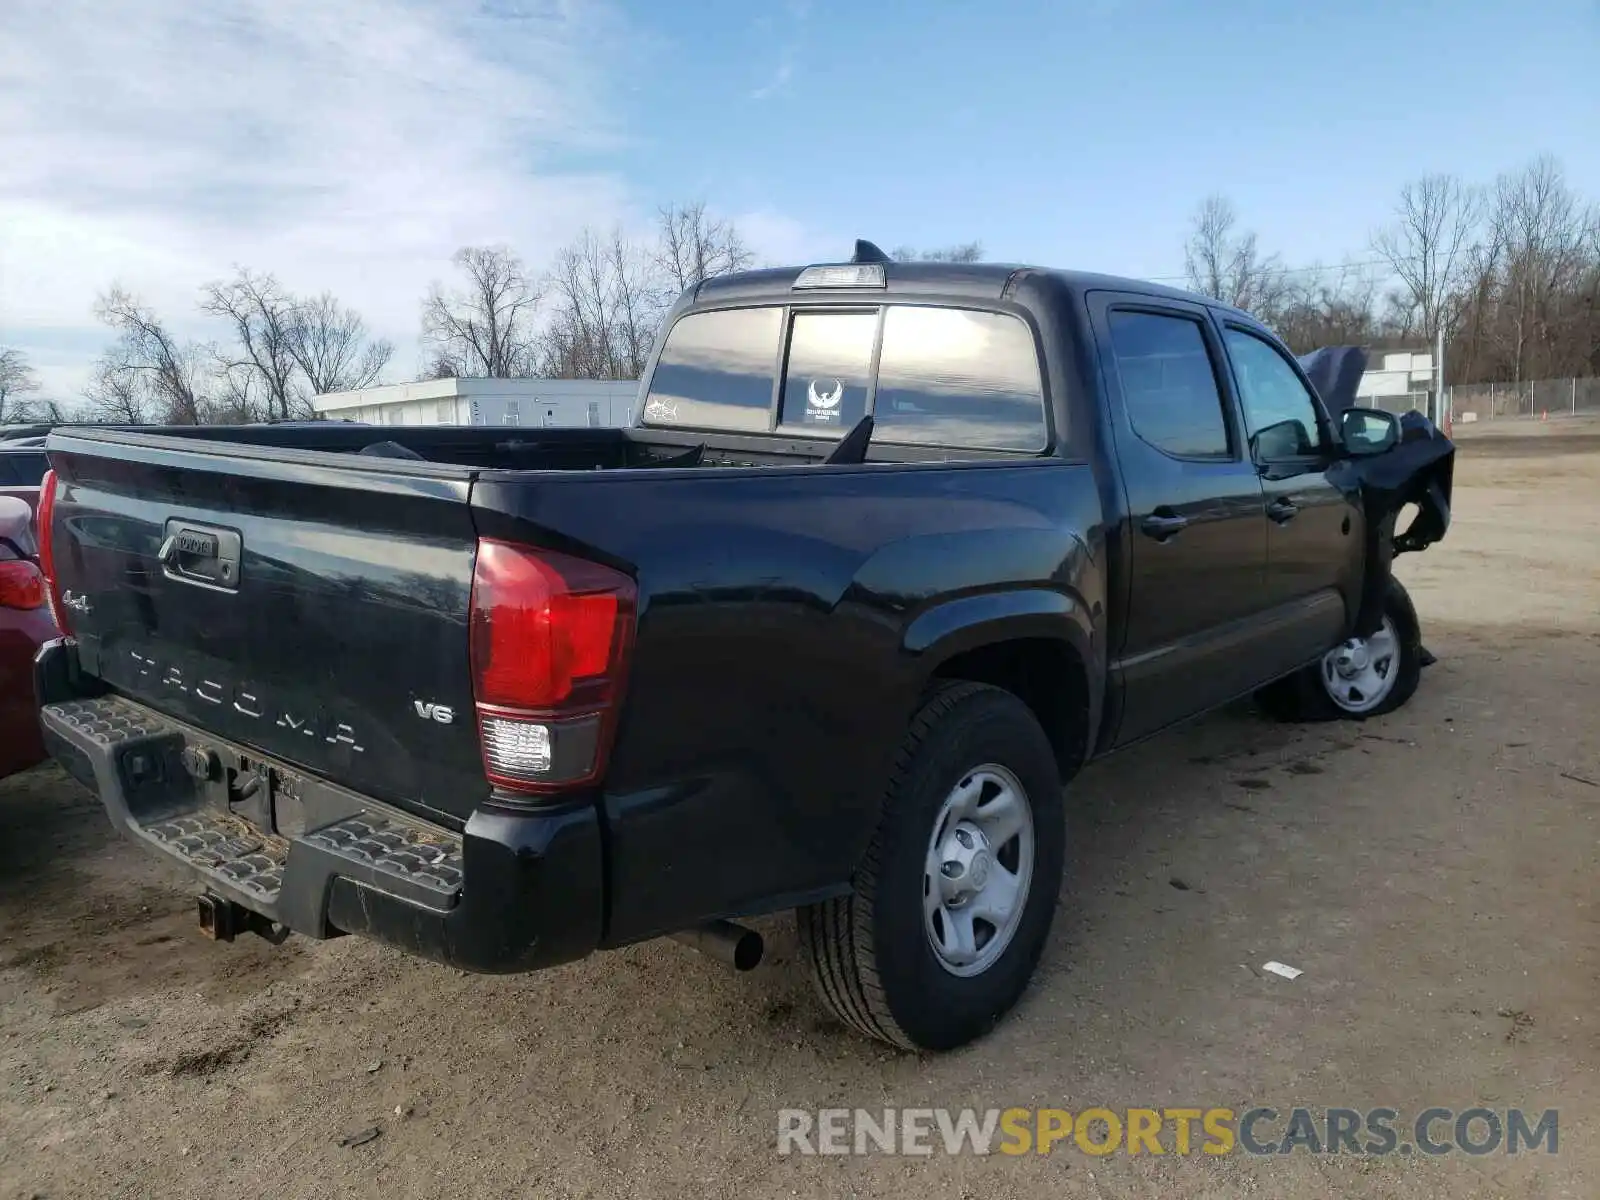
top-left (34, 247), bottom-right (1453, 1050)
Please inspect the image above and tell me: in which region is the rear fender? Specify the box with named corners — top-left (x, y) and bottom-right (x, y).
top-left (903, 587), bottom-right (1103, 769)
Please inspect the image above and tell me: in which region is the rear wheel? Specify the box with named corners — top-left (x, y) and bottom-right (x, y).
top-left (1254, 577), bottom-right (1424, 723)
top-left (797, 682), bottom-right (1066, 1051)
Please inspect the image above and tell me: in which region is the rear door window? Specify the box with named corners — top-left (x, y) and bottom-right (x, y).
top-left (873, 307), bottom-right (1047, 451)
top-left (778, 311), bottom-right (877, 432)
top-left (643, 307), bottom-right (782, 432)
top-left (1106, 310), bottom-right (1232, 459)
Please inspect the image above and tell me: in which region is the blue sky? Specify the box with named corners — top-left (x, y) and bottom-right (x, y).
top-left (2, 0), bottom-right (1597, 400)
top-left (613, 0), bottom-right (1600, 275)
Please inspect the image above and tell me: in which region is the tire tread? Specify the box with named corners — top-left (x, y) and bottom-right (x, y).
top-left (798, 681), bottom-right (998, 1049)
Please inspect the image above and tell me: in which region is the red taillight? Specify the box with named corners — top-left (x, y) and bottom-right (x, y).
top-left (469, 540), bottom-right (636, 795)
top-left (0, 560), bottom-right (45, 610)
top-left (36, 468), bottom-right (68, 632)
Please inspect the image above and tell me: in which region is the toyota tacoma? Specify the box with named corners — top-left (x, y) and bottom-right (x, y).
top-left (33, 244), bottom-right (1453, 1050)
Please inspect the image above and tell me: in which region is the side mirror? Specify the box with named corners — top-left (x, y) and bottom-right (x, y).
top-left (1340, 407), bottom-right (1399, 457)
top-left (1248, 417), bottom-right (1315, 461)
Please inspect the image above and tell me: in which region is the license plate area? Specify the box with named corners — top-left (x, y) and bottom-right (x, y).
top-left (226, 755), bottom-right (309, 839)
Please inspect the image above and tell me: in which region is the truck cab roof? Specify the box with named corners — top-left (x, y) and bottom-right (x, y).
top-left (694, 259), bottom-right (1238, 317)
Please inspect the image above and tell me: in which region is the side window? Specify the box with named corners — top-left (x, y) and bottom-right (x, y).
top-left (643, 306), bottom-right (782, 432)
top-left (1106, 311), bottom-right (1231, 459)
top-left (873, 307), bottom-right (1047, 451)
top-left (778, 311), bottom-right (876, 432)
top-left (1223, 328), bottom-right (1327, 457)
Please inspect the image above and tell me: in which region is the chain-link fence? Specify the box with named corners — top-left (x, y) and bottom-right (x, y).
top-left (1362, 391), bottom-right (1430, 417)
top-left (1448, 377), bottom-right (1600, 423)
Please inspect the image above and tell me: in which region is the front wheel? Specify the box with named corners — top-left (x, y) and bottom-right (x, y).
top-left (1255, 577), bottom-right (1424, 723)
top-left (797, 682), bottom-right (1066, 1051)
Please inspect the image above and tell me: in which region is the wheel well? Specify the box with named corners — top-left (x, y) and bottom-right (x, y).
top-left (933, 638), bottom-right (1091, 778)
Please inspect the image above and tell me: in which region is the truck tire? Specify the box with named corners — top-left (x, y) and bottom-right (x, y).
top-left (1254, 577), bottom-right (1424, 723)
top-left (797, 681), bottom-right (1065, 1050)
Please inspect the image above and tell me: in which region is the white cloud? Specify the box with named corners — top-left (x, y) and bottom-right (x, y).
top-left (749, 63), bottom-right (793, 102)
top-left (735, 210), bottom-right (843, 268)
top-left (747, 0), bottom-right (808, 102)
top-left (0, 0), bottom-right (640, 398)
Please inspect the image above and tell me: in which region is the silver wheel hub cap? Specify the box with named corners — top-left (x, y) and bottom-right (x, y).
top-left (924, 765), bottom-right (1035, 977)
top-left (1321, 616), bottom-right (1400, 713)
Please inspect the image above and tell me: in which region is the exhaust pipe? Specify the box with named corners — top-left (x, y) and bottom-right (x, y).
top-left (671, 919), bottom-right (764, 971)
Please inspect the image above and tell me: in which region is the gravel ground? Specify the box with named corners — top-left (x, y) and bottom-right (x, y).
top-left (2, 425), bottom-right (1596, 1199)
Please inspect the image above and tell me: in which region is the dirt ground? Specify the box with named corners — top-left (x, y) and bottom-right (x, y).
top-left (2, 423), bottom-right (1597, 1200)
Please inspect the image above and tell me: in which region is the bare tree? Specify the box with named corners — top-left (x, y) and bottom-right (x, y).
top-left (1183, 196), bottom-right (1288, 315)
top-left (422, 246), bottom-right (541, 377)
top-left (209, 357), bottom-right (269, 424)
top-left (421, 352), bottom-right (459, 380)
top-left (90, 287), bottom-right (208, 424)
top-left (1272, 262), bottom-right (1384, 353)
top-left (538, 205), bottom-right (757, 380)
top-left (1449, 227), bottom-right (1506, 384)
top-left (287, 293), bottom-right (392, 395)
top-left (0, 347), bottom-right (42, 423)
top-left (1371, 174), bottom-right (1480, 348)
top-left (655, 201), bottom-right (754, 293)
top-left (201, 268), bottom-right (303, 420)
top-left (1166, 163), bottom-right (1599, 387)
top-left (1488, 157), bottom-right (1595, 381)
top-left (540, 229), bottom-right (661, 380)
top-left (891, 242), bottom-right (985, 263)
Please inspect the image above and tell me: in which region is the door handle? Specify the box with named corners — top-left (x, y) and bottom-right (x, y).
top-left (1267, 498), bottom-right (1299, 524)
top-left (1140, 511), bottom-right (1189, 541)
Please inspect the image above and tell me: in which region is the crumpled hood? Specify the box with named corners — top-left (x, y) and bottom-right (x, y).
top-left (1297, 346), bottom-right (1370, 417)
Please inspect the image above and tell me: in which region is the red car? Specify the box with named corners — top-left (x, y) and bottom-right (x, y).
top-left (0, 492), bottom-right (55, 778)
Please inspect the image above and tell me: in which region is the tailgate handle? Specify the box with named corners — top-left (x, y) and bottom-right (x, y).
top-left (159, 520), bottom-right (242, 592)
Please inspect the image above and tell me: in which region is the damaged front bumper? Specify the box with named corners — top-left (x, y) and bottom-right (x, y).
top-left (1303, 345), bottom-right (1457, 638)
top-left (1337, 408), bottom-right (1456, 637)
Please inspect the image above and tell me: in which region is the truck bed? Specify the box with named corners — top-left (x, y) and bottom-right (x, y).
top-left (40, 421), bottom-right (1105, 950)
top-left (86, 421), bottom-right (973, 473)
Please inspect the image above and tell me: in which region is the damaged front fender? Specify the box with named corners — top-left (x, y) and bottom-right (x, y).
top-left (1301, 346), bottom-right (1456, 637)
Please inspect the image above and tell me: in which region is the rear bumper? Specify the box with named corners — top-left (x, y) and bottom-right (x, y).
top-left (35, 639), bottom-right (604, 973)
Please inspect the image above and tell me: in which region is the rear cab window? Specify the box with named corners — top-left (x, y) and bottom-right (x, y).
top-left (642, 306), bottom-right (782, 432)
top-left (642, 302), bottom-right (1049, 454)
top-left (0, 451), bottom-right (49, 486)
top-left (779, 311), bottom-right (876, 433)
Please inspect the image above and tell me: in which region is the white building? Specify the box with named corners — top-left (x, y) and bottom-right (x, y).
top-left (312, 378), bottom-right (640, 428)
top-left (1356, 351), bottom-right (1434, 412)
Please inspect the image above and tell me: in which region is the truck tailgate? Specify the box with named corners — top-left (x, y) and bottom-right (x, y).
top-left (44, 431), bottom-right (487, 823)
